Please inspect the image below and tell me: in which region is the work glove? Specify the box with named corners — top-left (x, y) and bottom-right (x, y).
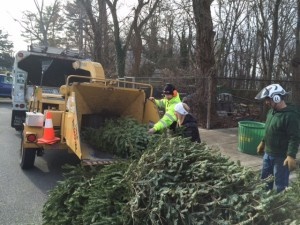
top-left (149, 97), bottom-right (155, 101)
top-left (283, 156), bottom-right (297, 172)
top-left (257, 141), bottom-right (265, 155)
top-left (148, 128), bottom-right (156, 134)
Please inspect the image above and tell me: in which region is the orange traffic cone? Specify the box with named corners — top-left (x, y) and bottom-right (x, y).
top-left (38, 111), bottom-right (60, 144)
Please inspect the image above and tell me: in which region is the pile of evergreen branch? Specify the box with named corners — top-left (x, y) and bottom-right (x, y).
top-left (43, 117), bottom-right (300, 224)
top-left (42, 163), bottom-right (131, 225)
top-left (81, 117), bottom-right (151, 159)
top-left (126, 137), bottom-right (300, 224)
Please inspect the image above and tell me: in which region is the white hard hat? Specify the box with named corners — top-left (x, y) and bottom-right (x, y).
top-left (255, 84), bottom-right (287, 100)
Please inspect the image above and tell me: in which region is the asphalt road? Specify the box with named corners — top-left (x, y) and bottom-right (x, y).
top-left (0, 98), bottom-right (79, 225)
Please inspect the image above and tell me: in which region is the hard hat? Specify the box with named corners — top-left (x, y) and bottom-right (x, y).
top-left (255, 84), bottom-right (287, 101)
top-left (163, 83), bottom-right (176, 95)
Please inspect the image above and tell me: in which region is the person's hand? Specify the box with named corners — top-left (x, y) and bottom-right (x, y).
top-left (149, 97), bottom-right (155, 101)
top-left (257, 141), bottom-right (265, 155)
top-left (148, 128), bottom-right (156, 134)
top-left (283, 156), bottom-right (297, 171)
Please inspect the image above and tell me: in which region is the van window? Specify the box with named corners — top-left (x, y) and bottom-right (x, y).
top-left (4, 76), bottom-right (13, 84)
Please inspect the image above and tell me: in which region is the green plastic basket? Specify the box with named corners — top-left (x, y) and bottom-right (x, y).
top-left (238, 121), bottom-right (265, 155)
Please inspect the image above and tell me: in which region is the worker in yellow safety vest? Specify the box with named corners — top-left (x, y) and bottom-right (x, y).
top-left (148, 83), bottom-right (181, 134)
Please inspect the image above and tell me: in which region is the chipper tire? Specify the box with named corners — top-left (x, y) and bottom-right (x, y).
top-left (20, 140), bottom-right (36, 170)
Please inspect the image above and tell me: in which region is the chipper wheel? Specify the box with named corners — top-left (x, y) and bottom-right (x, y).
top-left (20, 138), bottom-right (36, 170)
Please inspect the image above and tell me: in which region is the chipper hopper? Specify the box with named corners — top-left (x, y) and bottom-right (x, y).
top-left (20, 60), bottom-right (160, 169)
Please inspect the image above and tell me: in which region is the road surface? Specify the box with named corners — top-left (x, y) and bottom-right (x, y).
top-left (0, 98), bottom-right (79, 225)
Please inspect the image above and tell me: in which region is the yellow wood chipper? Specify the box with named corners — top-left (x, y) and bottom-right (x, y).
top-left (20, 60), bottom-right (160, 169)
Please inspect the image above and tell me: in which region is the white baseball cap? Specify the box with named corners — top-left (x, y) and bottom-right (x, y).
top-left (174, 102), bottom-right (189, 115)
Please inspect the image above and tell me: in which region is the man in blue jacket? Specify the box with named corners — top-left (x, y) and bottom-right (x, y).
top-left (255, 84), bottom-right (300, 192)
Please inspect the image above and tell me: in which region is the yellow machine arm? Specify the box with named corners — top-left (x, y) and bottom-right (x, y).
top-left (72, 60), bottom-right (105, 80)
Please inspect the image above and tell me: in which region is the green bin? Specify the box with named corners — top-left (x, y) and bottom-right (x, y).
top-left (238, 121), bottom-right (265, 155)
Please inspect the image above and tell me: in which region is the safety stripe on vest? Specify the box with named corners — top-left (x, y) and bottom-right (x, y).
top-left (165, 113), bottom-right (176, 122)
top-left (159, 119), bottom-right (168, 128)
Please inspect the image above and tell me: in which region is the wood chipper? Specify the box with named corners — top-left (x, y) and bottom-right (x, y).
top-left (20, 60), bottom-right (160, 169)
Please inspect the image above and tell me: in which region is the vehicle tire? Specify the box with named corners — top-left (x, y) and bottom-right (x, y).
top-left (20, 139), bottom-right (36, 170)
top-left (15, 126), bottom-right (23, 131)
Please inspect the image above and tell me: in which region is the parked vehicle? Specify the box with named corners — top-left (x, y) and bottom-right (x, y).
top-left (0, 74), bottom-right (12, 98)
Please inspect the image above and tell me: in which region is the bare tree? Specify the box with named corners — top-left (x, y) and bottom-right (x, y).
top-left (105, 0), bottom-right (161, 78)
top-left (18, 0), bottom-right (64, 47)
top-left (260, 0), bottom-right (282, 82)
top-left (213, 0), bottom-right (296, 89)
top-left (76, 0), bottom-right (110, 67)
top-left (214, 0), bottom-right (247, 78)
top-left (250, 0), bottom-right (298, 100)
top-left (133, 0), bottom-right (161, 76)
top-left (143, 10), bottom-right (176, 70)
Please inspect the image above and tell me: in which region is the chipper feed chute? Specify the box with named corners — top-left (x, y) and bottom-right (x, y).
top-left (63, 80), bottom-right (160, 165)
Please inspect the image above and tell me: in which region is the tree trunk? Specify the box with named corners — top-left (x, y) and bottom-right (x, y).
top-left (78, 0), bottom-right (108, 65)
top-left (193, 0), bottom-right (216, 129)
top-left (267, 0), bottom-right (281, 81)
top-left (291, 0), bottom-right (300, 105)
top-left (99, 0), bottom-right (109, 68)
top-left (115, 41), bottom-right (126, 78)
top-left (131, 32), bottom-right (143, 77)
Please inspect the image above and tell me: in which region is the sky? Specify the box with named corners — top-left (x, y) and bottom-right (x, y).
top-left (0, 0), bottom-right (57, 54)
top-left (0, 0), bottom-right (134, 55)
